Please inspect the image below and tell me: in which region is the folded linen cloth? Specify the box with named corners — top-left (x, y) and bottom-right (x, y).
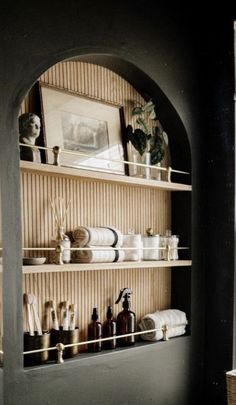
top-left (72, 226), bottom-right (123, 247)
top-left (71, 243), bottom-right (125, 263)
top-left (139, 309), bottom-right (187, 341)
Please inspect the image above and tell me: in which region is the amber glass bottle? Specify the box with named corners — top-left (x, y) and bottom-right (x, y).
top-left (88, 307), bottom-right (102, 352)
top-left (102, 306), bottom-right (116, 350)
top-left (115, 288), bottom-right (136, 346)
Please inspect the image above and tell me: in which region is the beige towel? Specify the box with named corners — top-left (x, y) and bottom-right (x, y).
top-left (71, 244), bottom-right (125, 263)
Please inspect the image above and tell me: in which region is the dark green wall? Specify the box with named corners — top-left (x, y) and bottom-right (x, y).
top-left (0, 370), bottom-right (2, 404)
top-left (200, 13), bottom-right (235, 404)
top-left (0, 2), bottom-right (234, 405)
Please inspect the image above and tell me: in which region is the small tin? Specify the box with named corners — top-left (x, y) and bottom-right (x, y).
top-left (24, 331), bottom-right (50, 367)
top-left (50, 327), bottom-right (79, 360)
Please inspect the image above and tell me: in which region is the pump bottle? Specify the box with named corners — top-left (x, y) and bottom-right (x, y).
top-left (115, 288), bottom-right (136, 346)
top-left (102, 306), bottom-right (116, 350)
top-left (88, 307), bottom-right (102, 352)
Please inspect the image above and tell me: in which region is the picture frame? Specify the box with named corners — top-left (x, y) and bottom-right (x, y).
top-left (40, 84), bottom-right (129, 175)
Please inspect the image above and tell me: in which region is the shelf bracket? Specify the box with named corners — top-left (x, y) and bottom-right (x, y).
top-left (162, 324), bottom-right (169, 341)
top-left (53, 146), bottom-right (61, 166)
top-left (56, 342), bottom-right (64, 364)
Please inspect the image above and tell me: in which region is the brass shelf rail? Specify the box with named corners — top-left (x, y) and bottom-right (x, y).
top-left (19, 143), bottom-right (190, 183)
top-left (22, 322), bottom-right (188, 364)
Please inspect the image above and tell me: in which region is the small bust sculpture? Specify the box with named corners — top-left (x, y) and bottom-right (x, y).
top-left (19, 113), bottom-right (41, 162)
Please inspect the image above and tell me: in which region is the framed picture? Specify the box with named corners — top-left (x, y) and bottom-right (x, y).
top-left (40, 84), bottom-right (128, 175)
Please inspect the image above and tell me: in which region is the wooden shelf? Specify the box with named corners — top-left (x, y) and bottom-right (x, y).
top-left (22, 260), bottom-right (192, 274)
top-left (20, 161), bottom-right (192, 192)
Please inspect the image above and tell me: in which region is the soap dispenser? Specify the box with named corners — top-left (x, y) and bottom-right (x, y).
top-left (115, 288), bottom-right (136, 346)
top-left (102, 306), bottom-right (116, 350)
top-left (88, 307), bottom-right (102, 352)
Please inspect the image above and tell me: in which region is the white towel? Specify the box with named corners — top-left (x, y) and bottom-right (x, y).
top-left (71, 243), bottom-right (125, 263)
top-left (72, 226), bottom-right (123, 247)
top-left (139, 309), bottom-right (187, 341)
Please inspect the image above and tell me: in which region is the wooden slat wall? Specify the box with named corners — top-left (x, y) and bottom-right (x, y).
top-left (21, 171), bottom-right (170, 251)
top-left (23, 268), bottom-right (171, 346)
top-left (20, 61), bottom-right (171, 347)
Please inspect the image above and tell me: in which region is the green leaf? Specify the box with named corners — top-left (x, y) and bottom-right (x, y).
top-left (132, 106), bottom-right (143, 116)
top-left (162, 131), bottom-right (168, 146)
top-left (150, 133), bottom-right (162, 149)
top-left (153, 125), bottom-right (161, 138)
top-left (136, 117), bottom-right (149, 135)
top-left (126, 125), bottom-right (148, 156)
top-left (142, 100), bottom-right (155, 113)
top-left (148, 109), bottom-right (156, 120)
top-left (150, 147), bottom-right (165, 165)
top-left (126, 124), bottom-right (134, 140)
top-left (129, 128), bottom-right (147, 156)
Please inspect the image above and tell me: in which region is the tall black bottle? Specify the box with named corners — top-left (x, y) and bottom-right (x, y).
top-left (115, 288), bottom-right (136, 346)
top-left (102, 306), bottom-right (116, 350)
top-left (88, 307), bottom-right (102, 352)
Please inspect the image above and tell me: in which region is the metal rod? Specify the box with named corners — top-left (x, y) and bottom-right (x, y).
top-left (19, 143), bottom-right (53, 152)
top-left (23, 346), bottom-right (57, 355)
top-left (19, 143), bottom-right (190, 176)
top-left (22, 247), bottom-right (55, 251)
top-left (23, 322), bottom-right (188, 355)
top-left (21, 246), bottom-right (189, 251)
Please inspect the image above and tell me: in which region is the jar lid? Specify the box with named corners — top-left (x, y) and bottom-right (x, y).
top-left (142, 234), bottom-right (160, 238)
top-left (146, 227), bottom-right (154, 236)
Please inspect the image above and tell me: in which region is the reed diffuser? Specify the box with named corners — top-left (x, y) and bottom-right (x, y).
top-left (49, 197), bottom-right (71, 264)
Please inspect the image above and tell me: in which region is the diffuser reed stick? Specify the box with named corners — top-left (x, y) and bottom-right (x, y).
top-left (49, 197), bottom-right (71, 230)
top-left (49, 197), bottom-right (71, 264)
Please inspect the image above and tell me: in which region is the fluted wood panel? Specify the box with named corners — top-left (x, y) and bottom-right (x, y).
top-left (21, 168), bottom-right (171, 344)
top-left (21, 170), bottom-right (170, 251)
top-left (20, 61), bottom-right (172, 349)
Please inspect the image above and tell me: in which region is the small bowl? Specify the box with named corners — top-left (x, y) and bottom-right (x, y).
top-left (23, 257), bottom-right (46, 265)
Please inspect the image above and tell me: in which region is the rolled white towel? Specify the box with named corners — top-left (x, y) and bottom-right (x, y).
top-left (71, 244), bottom-right (125, 263)
top-left (139, 309), bottom-right (187, 341)
top-left (72, 226), bottom-right (123, 247)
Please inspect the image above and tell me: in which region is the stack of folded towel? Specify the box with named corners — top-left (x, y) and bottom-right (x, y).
top-left (71, 226), bottom-right (124, 263)
top-left (139, 309), bottom-right (187, 341)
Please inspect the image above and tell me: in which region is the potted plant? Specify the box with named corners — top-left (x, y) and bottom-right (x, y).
top-left (126, 99), bottom-right (168, 178)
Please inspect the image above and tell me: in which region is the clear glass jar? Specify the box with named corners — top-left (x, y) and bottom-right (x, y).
top-left (151, 162), bottom-right (162, 181)
top-left (142, 234), bottom-right (160, 260)
top-left (50, 226), bottom-right (71, 264)
top-left (169, 235), bottom-right (179, 260)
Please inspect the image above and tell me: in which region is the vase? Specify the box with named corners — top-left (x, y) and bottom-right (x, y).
top-left (142, 151), bottom-right (151, 179)
top-left (151, 162), bottom-right (162, 181)
top-left (129, 150), bottom-right (142, 177)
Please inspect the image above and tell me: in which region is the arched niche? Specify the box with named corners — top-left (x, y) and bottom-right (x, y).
top-left (18, 55), bottom-right (192, 340)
